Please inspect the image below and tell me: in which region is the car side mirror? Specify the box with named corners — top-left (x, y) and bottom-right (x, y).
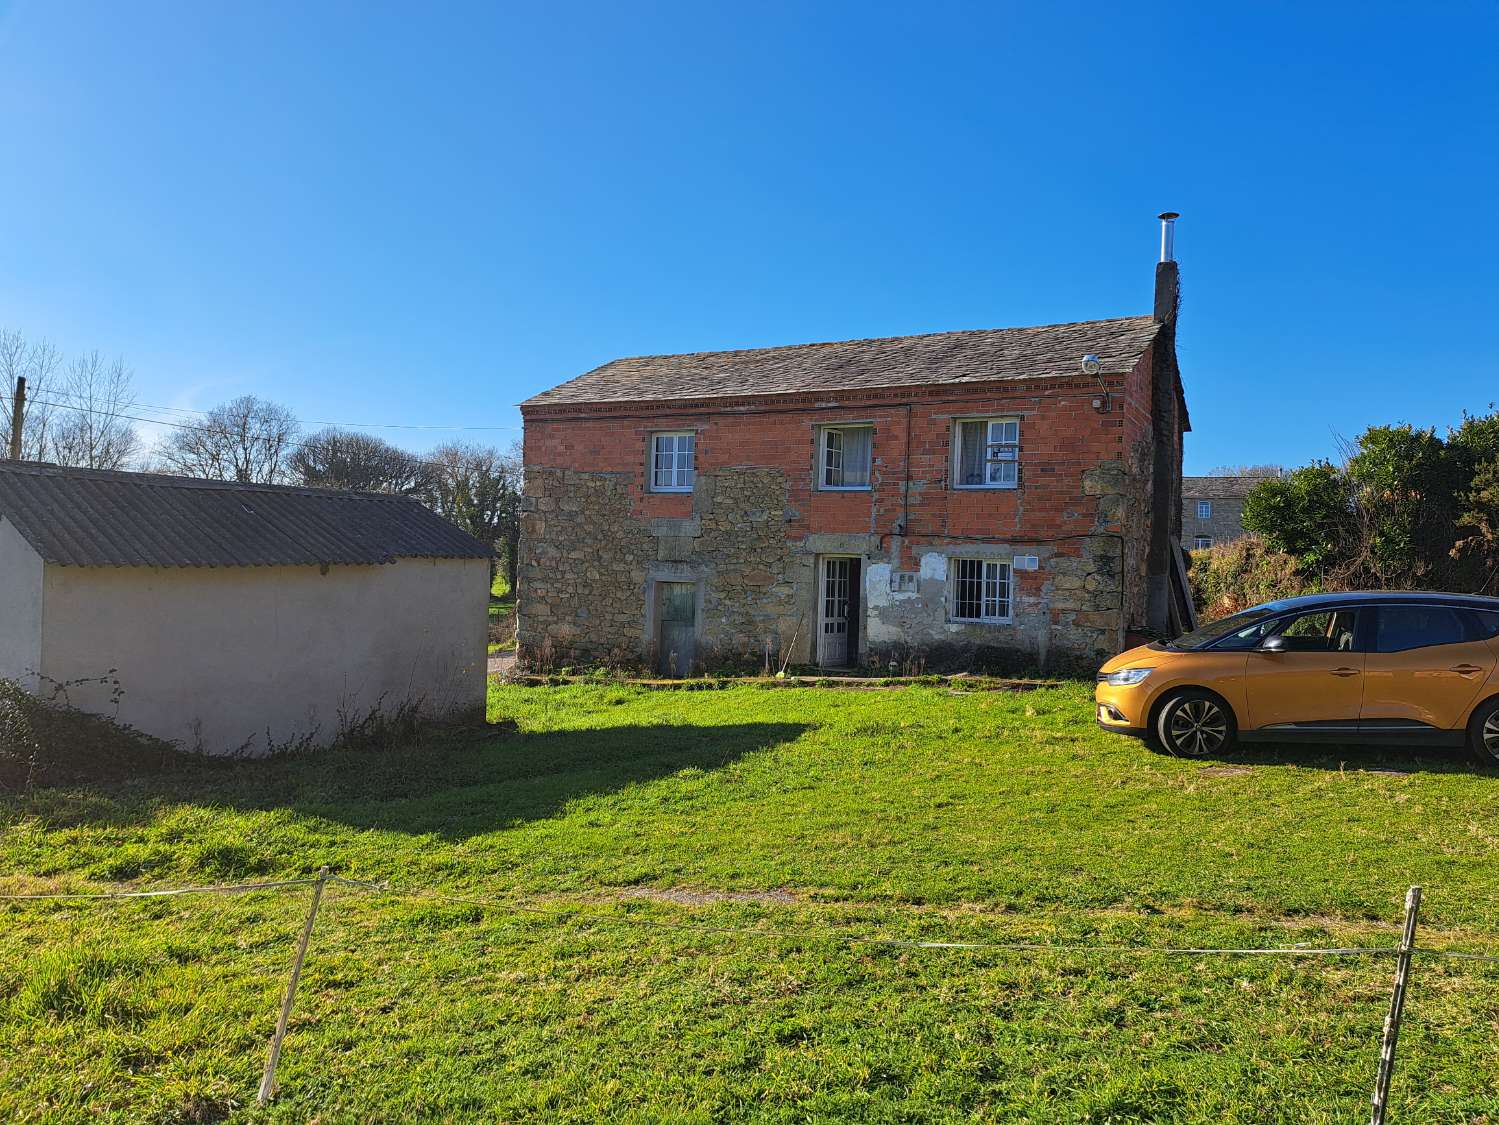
top-left (1258, 635), bottom-right (1287, 654)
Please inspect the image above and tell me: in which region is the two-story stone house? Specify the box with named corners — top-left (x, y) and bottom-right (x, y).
top-left (1182, 476), bottom-right (1265, 548)
top-left (519, 222), bottom-right (1192, 673)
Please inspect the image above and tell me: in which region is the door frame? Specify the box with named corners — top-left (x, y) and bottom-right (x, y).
top-left (816, 554), bottom-right (862, 668)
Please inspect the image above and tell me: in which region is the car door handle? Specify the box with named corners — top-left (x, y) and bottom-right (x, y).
top-left (1330, 667), bottom-right (1361, 677)
top-left (1451, 664), bottom-right (1484, 675)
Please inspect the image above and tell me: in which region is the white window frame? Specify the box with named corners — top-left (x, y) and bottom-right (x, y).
top-left (818, 424), bottom-right (874, 491)
top-left (953, 416), bottom-right (1020, 489)
top-left (1194, 535), bottom-right (1214, 550)
top-left (950, 558), bottom-right (1013, 623)
top-left (648, 431), bottom-right (695, 493)
top-left (1197, 500), bottom-right (1212, 519)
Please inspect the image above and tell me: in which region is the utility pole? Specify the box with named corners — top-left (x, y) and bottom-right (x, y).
top-left (7, 376), bottom-right (24, 460)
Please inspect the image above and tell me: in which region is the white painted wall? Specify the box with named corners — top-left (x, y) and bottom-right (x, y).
top-left (0, 517), bottom-right (44, 690)
top-left (39, 557), bottom-right (490, 755)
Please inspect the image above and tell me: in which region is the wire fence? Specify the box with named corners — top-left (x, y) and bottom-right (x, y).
top-left (6, 874), bottom-right (1498, 1121)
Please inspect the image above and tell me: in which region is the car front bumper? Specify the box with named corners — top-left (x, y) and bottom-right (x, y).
top-left (1094, 681), bottom-right (1151, 735)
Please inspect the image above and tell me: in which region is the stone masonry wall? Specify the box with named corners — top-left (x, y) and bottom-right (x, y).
top-left (1182, 496), bottom-right (1248, 545)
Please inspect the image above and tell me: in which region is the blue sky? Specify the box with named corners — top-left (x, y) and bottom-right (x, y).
top-left (2, 1), bottom-right (1495, 473)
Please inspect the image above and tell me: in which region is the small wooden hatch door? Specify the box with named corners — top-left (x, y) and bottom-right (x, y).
top-left (656, 581), bottom-right (697, 676)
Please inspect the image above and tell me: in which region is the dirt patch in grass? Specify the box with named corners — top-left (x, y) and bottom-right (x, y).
top-left (609, 886), bottom-right (801, 907)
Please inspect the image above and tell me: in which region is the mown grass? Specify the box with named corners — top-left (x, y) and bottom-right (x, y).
top-left (4, 681), bottom-right (1499, 1122)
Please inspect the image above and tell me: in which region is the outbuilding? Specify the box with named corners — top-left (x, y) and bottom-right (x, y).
top-left (0, 462), bottom-right (491, 755)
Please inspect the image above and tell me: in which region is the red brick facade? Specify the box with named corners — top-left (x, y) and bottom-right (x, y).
top-left (518, 324), bottom-right (1183, 673)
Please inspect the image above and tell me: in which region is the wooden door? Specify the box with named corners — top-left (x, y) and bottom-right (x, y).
top-left (656, 582), bottom-right (697, 676)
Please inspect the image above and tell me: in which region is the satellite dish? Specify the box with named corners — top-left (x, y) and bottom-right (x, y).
top-left (1081, 355), bottom-right (1102, 376)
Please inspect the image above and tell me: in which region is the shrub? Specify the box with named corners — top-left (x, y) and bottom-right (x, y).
top-left (1189, 535), bottom-right (1323, 621)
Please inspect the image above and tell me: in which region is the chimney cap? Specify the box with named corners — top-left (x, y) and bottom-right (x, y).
top-left (1158, 211), bottom-right (1180, 221)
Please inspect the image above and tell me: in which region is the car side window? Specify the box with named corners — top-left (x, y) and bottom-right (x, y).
top-left (1373, 606), bottom-right (1468, 653)
top-left (1276, 609), bottom-right (1359, 652)
top-left (1475, 610), bottom-right (1499, 639)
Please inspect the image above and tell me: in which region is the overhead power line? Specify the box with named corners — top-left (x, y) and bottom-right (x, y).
top-left (35, 387), bottom-right (522, 433)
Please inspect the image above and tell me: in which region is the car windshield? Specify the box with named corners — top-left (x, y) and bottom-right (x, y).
top-left (1167, 602), bottom-right (1293, 651)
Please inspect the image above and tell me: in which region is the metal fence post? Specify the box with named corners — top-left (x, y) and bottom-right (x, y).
top-left (1370, 885), bottom-right (1422, 1125)
top-left (257, 865), bottom-right (330, 1106)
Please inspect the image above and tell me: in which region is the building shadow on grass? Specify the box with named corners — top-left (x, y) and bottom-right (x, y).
top-left (5, 720), bottom-right (811, 838)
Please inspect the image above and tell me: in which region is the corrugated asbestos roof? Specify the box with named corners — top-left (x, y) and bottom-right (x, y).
top-left (0, 462), bottom-right (492, 568)
top-left (523, 316), bottom-right (1161, 407)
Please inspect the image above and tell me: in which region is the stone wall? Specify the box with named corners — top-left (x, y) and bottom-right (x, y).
top-left (517, 468), bottom-right (654, 667)
top-left (518, 466), bottom-right (802, 671)
top-left (1182, 496), bottom-right (1248, 545)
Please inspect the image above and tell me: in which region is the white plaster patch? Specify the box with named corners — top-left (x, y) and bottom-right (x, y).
top-left (865, 563), bottom-right (893, 609)
top-left (918, 552), bottom-right (948, 580)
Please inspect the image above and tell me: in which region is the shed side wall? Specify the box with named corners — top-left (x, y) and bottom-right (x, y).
top-left (0, 517), bottom-right (43, 689)
top-left (39, 557), bottom-right (489, 755)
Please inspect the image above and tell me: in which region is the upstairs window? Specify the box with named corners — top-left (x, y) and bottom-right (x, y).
top-left (650, 432), bottom-right (695, 492)
top-left (1197, 500), bottom-right (1213, 519)
top-left (954, 418), bottom-right (1019, 488)
top-left (819, 425), bottom-right (873, 489)
top-left (952, 558), bottom-right (1012, 622)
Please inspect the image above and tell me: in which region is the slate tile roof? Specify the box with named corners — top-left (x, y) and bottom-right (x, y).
top-left (523, 315), bottom-right (1161, 407)
top-left (0, 462), bottom-right (491, 568)
top-left (1182, 475), bottom-right (1275, 500)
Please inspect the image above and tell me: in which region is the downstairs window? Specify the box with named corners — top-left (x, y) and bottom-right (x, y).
top-left (952, 558), bottom-right (1012, 622)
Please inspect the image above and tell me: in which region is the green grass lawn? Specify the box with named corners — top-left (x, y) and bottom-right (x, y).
top-left (4, 681), bottom-right (1499, 1122)
top-left (488, 571), bottom-right (516, 653)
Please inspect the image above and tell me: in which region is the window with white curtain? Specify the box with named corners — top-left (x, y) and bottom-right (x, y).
top-left (649, 432), bottom-right (695, 492)
top-left (954, 417), bottom-right (1019, 488)
top-left (819, 425), bottom-right (873, 489)
top-left (1197, 500), bottom-right (1212, 519)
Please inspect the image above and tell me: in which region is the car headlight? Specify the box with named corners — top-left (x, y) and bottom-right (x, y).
top-left (1101, 667), bottom-right (1153, 686)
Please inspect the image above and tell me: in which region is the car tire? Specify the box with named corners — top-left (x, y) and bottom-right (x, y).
top-left (1468, 696), bottom-right (1499, 765)
top-left (1154, 690), bottom-right (1237, 758)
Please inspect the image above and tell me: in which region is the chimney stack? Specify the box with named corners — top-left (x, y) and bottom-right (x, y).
top-left (1153, 211), bottom-right (1180, 324)
top-left (1158, 211), bottom-right (1179, 263)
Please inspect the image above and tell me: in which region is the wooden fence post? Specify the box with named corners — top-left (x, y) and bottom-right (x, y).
top-left (1370, 885), bottom-right (1422, 1125)
top-left (257, 866), bottom-right (330, 1106)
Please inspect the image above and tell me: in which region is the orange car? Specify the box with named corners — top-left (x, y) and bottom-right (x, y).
top-left (1096, 593), bottom-right (1499, 759)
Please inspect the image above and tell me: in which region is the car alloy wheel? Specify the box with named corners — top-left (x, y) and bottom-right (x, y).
top-left (1475, 713), bottom-right (1499, 757)
top-left (1473, 699), bottom-right (1499, 764)
top-left (1163, 696), bottom-right (1229, 757)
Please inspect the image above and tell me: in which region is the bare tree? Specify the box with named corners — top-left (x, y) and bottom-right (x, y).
top-left (422, 441), bottom-right (522, 587)
top-left (0, 329), bottom-right (63, 461)
top-left (49, 351), bottom-right (141, 470)
top-left (155, 394), bottom-right (300, 483)
top-left (289, 428), bottom-right (431, 494)
top-left (1206, 464), bottom-right (1284, 478)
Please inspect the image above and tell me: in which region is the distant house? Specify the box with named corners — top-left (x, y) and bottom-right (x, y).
top-left (517, 218), bottom-right (1194, 673)
top-left (0, 463), bottom-right (491, 755)
top-left (1182, 476), bottom-right (1266, 548)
